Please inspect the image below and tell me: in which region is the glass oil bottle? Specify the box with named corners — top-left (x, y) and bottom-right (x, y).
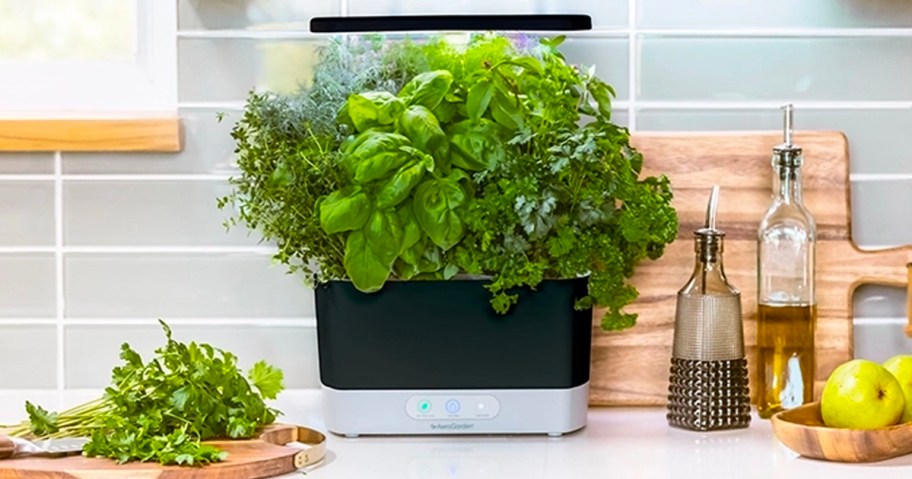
top-left (756, 105), bottom-right (817, 419)
top-left (667, 186), bottom-right (751, 431)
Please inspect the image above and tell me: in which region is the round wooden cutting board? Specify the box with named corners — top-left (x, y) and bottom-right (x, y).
top-left (0, 424), bottom-right (325, 479)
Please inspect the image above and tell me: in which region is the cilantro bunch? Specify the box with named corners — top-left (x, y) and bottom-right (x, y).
top-left (2, 321), bottom-right (284, 466)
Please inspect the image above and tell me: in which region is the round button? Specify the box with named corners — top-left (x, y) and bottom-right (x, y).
top-left (417, 400), bottom-right (432, 413)
top-left (445, 399), bottom-right (461, 414)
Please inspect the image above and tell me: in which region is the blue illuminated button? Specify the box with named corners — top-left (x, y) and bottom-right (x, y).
top-left (417, 400), bottom-right (432, 413)
top-left (446, 399), bottom-right (461, 414)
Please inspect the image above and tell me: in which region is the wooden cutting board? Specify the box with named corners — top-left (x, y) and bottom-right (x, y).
top-left (589, 131), bottom-right (912, 406)
top-left (0, 424), bottom-right (325, 479)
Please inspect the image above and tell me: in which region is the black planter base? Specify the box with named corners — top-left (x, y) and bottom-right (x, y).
top-left (314, 278), bottom-right (593, 435)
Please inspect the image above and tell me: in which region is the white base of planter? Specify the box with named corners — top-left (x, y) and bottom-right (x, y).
top-left (321, 382), bottom-right (589, 437)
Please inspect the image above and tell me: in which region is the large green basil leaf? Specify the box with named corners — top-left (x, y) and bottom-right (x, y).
top-left (443, 263), bottom-right (459, 279)
top-left (363, 209), bottom-right (403, 265)
top-left (447, 119), bottom-right (506, 171)
top-left (399, 236), bottom-right (424, 266)
top-left (347, 92), bottom-right (406, 132)
top-left (433, 100), bottom-right (458, 124)
top-left (399, 237), bottom-right (444, 272)
top-left (376, 152), bottom-right (433, 209)
top-left (318, 186), bottom-right (371, 234)
top-left (399, 105), bottom-right (446, 155)
top-left (417, 244), bottom-right (444, 272)
top-left (397, 202), bottom-right (423, 254)
top-left (503, 56), bottom-right (544, 76)
top-left (355, 150), bottom-right (410, 183)
top-left (394, 258), bottom-right (421, 280)
top-left (348, 131), bottom-right (411, 183)
top-left (466, 80), bottom-right (494, 122)
top-left (339, 131), bottom-right (377, 175)
top-left (587, 78), bottom-right (615, 120)
top-left (398, 71), bottom-right (454, 110)
top-left (413, 178), bottom-right (466, 251)
top-left (490, 90), bottom-right (524, 130)
top-left (395, 239), bottom-right (444, 279)
top-left (344, 231), bottom-right (391, 293)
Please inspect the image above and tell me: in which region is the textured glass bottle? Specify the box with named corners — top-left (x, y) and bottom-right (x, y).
top-left (667, 186), bottom-right (751, 431)
top-left (756, 105), bottom-right (817, 419)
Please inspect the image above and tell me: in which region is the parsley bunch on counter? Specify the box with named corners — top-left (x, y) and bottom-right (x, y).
top-left (2, 321), bottom-right (284, 466)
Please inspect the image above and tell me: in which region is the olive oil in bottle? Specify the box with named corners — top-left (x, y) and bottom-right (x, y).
top-left (756, 105), bottom-right (817, 419)
top-left (756, 303), bottom-right (816, 417)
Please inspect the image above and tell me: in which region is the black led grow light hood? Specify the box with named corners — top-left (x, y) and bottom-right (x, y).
top-left (310, 14), bottom-right (592, 33)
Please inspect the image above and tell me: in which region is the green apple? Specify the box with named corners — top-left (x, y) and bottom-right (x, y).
top-left (820, 359), bottom-right (904, 429)
top-left (883, 354), bottom-right (912, 423)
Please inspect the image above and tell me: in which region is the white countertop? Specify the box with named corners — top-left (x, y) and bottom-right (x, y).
top-left (3, 390), bottom-right (912, 478)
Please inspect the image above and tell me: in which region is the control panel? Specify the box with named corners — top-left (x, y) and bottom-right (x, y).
top-left (406, 395), bottom-right (501, 420)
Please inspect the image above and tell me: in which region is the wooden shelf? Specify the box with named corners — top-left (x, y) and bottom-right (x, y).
top-left (0, 117), bottom-right (182, 152)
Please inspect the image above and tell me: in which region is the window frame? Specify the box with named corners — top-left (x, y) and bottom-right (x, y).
top-left (0, 0), bottom-right (176, 116)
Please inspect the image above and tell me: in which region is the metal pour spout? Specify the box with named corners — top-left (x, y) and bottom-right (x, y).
top-left (783, 103), bottom-right (794, 146)
top-left (773, 104), bottom-right (803, 168)
top-left (705, 185), bottom-right (720, 230)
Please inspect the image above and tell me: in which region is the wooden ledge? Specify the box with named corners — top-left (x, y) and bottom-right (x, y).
top-left (0, 117), bottom-right (182, 152)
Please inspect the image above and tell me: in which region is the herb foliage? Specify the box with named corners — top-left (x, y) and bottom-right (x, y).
top-left (1, 321), bottom-right (284, 466)
top-left (220, 34), bottom-right (678, 330)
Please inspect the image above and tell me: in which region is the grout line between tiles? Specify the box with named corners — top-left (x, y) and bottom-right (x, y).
top-left (53, 152), bottom-right (65, 391)
top-left (852, 317), bottom-right (909, 325)
top-left (0, 388), bottom-right (322, 397)
top-left (175, 28), bottom-right (912, 40)
top-left (178, 30), bottom-right (321, 39)
top-left (64, 174), bottom-right (234, 181)
top-left (0, 246), bottom-right (277, 255)
top-left (634, 101), bottom-right (912, 110)
top-left (8, 317), bottom-right (904, 328)
top-left (54, 246), bottom-right (278, 254)
top-left (635, 27), bottom-right (912, 38)
top-left (57, 318), bottom-right (317, 328)
top-left (850, 174), bottom-right (912, 182)
top-left (626, 0), bottom-right (637, 131)
top-left (179, 101), bottom-right (247, 110)
top-left (2, 318), bottom-right (316, 327)
top-left (0, 174), bottom-right (235, 182)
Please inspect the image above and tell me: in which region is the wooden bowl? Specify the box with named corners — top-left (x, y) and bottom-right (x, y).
top-left (770, 402), bottom-right (912, 463)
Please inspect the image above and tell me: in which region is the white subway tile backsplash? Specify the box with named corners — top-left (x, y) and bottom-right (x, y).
top-left (348, 0), bottom-right (628, 29)
top-left (638, 37), bottom-right (912, 102)
top-left (179, 0), bottom-right (338, 30)
top-left (63, 181), bottom-right (256, 246)
top-left (636, 108), bottom-right (912, 175)
top-left (7, 0), bottom-right (912, 392)
top-left (0, 325), bottom-right (56, 388)
top-left (0, 255), bottom-right (56, 318)
top-left (638, 0), bottom-right (912, 29)
top-left (854, 285), bottom-right (907, 318)
top-left (854, 320), bottom-right (912, 363)
top-left (852, 180), bottom-right (912, 248)
top-left (64, 254), bottom-right (314, 319)
top-left (179, 38), bottom-right (325, 102)
top-left (65, 324), bottom-right (319, 389)
top-left (63, 109), bottom-right (241, 175)
top-left (0, 182), bottom-right (55, 246)
top-left (558, 38), bottom-right (629, 101)
top-left (637, 109), bottom-right (779, 131)
top-left (0, 153), bottom-right (54, 174)
top-left (606, 109), bottom-right (628, 127)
